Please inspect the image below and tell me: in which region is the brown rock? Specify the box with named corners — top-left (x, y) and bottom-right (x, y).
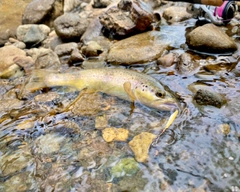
top-left (107, 31), bottom-right (169, 65)
top-left (99, 0), bottom-right (153, 38)
top-left (186, 24), bottom-right (237, 53)
top-left (0, 0), bottom-right (32, 46)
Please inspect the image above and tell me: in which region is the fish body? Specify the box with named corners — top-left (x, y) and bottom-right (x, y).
top-left (26, 68), bottom-right (178, 111)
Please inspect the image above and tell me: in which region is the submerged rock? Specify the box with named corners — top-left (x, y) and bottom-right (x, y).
top-left (111, 157), bottom-right (140, 178)
top-left (193, 89), bottom-right (226, 108)
top-left (128, 132), bottom-right (156, 162)
top-left (186, 24), bottom-right (237, 53)
top-left (102, 127), bottom-right (129, 142)
top-left (157, 52), bottom-right (179, 67)
top-left (99, 0), bottom-right (153, 38)
top-left (107, 31), bottom-right (169, 65)
top-left (34, 134), bottom-right (65, 154)
top-left (0, 149), bottom-right (32, 177)
top-left (176, 52), bottom-right (200, 76)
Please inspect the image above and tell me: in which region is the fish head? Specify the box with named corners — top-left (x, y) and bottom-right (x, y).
top-left (133, 85), bottom-right (178, 111)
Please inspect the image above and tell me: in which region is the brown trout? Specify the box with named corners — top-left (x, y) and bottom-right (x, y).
top-left (25, 68), bottom-right (178, 111)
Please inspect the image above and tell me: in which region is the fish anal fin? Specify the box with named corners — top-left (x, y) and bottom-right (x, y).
top-left (123, 82), bottom-right (136, 101)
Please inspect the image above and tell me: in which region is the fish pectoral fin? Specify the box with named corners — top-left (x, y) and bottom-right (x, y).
top-left (123, 82), bottom-right (136, 101)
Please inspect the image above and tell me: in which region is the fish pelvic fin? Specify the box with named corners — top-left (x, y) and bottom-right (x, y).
top-left (123, 82), bottom-right (136, 101)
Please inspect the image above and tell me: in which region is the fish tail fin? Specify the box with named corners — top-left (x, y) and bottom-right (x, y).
top-left (24, 69), bottom-right (53, 92)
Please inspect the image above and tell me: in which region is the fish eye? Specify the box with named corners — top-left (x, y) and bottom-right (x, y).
top-left (155, 92), bottom-right (164, 98)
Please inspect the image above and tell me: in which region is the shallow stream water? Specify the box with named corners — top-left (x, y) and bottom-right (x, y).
top-left (0, 20), bottom-right (240, 192)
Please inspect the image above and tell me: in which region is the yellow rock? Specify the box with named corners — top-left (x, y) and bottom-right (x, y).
top-left (128, 132), bottom-right (157, 163)
top-left (102, 127), bottom-right (129, 142)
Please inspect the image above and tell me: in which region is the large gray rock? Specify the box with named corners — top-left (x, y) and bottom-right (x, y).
top-left (107, 31), bottom-right (169, 65)
top-left (22, 0), bottom-right (55, 24)
top-left (16, 24), bottom-right (50, 46)
top-left (54, 13), bottom-right (88, 40)
top-left (99, 0), bottom-right (154, 38)
top-left (0, 0), bottom-right (32, 46)
top-left (186, 23), bottom-right (238, 53)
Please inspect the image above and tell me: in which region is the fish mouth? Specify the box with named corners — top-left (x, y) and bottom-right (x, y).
top-left (151, 99), bottom-right (179, 111)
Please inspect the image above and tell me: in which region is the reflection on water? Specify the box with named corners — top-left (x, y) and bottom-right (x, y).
top-left (1, 28), bottom-right (240, 192)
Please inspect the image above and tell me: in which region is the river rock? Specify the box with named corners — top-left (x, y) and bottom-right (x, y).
top-left (0, 149), bottom-right (32, 176)
top-left (157, 52), bottom-right (179, 67)
top-left (176, 52), bottom-right (200, 76)
top-left (163, 6), bottom-right (192, 24)
top-left (99, 0), bottom-right (153, 38)
top-left (0, 45), bottom-right (26, 78)
top-left (68, 48), bottom-right (85, 64)
top-left (0, 0), bottom-right (32, 46)
top-left (35, 134), bottom-right (65, 154)
top-left (81, 17), bottom-right (103, 43)
top-left (22, 0), bottom-right (55, 24)
top-left (102, 127), bottom-right (129, 142)
top-left (13, 55), bottom-right (35, 75)
top-left (111, 157), bottom-right (140, 178)
top-left (81, 41), bottom-right (104, 57)
top-left (193, 89), bottom-right (226, 108)
top-left (107, 31), bottom-right (169, 65)
top-left (27, 48), bottom-right (61, 70)
top-left (186, 23), bottom-right (237, 53)
top-left (92, 0), bottom-right (115, 8)
top-left (4, 172), bottom-right (35, 192)
top-left (54, 42), bottom-right (79, 56)
top-left (54, 13), bottom-right (89, 41)
top-left (128, 132), bottom-right (156, 162)
top-left (16, 24), bottom-right (50, 46)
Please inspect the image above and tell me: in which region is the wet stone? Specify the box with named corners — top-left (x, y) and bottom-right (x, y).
top-left (111, 157), bottom-right (140, 178)
top-left (95, 114), bottom-right (109, 129)
top-left (3, 172), bottom-right (35, 192)
top-left (157, 52), bottom-right (179, 67)
top-left (176, 52), bottom-right (200, 76)
top-left (102, 127), bottom-right (129, 142)
top-left (194, 89), bottom-right (226, 108)
top-left (34, 134), bottom-right (65, 154)
top-left (186, 23), bottom-right (237, 53)
top-left (128, 132), bottom-right (156, 162)
top-left (107, 31), bottom-right (169, 65)
top-left (218, 124), bottom-right (231, 135)
top-left (0, 148), bottom-right (33, 176)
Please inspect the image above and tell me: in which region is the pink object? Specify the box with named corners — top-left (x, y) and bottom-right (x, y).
top-left (214, 1), bottom-right (228, 17)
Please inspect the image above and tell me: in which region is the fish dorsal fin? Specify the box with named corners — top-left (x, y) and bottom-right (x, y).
top-left (123, 82), bottom-right (136, 101)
